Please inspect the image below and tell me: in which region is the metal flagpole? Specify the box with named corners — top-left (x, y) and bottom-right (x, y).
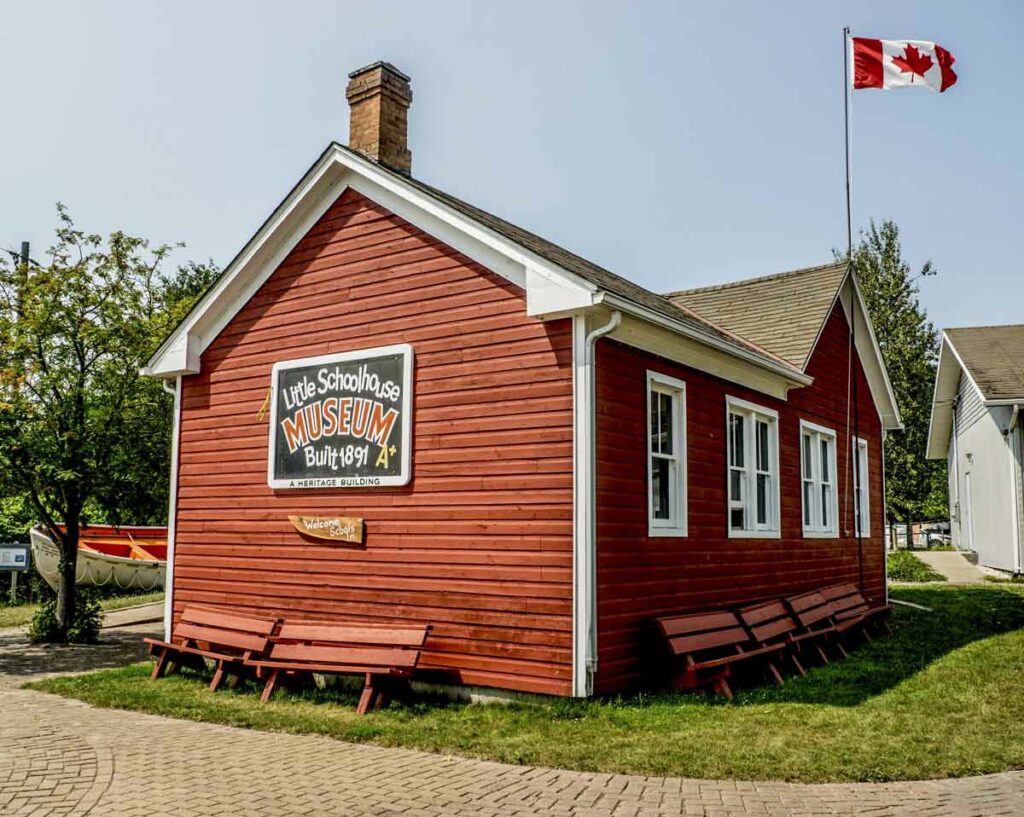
top-left (844, 25), bottom-right (865, 591)
top-left (843, 26), bottom-right (853, 260)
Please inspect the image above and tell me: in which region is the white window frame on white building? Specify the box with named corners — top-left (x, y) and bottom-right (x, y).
top-left (726, 396), bottom-right (780, 538)
top-left (852, 436), bottom-right (871, 537)
top-left (646, 371), bottom-right (687, 537)
top-left (800, 420), bottom-right (839, 538)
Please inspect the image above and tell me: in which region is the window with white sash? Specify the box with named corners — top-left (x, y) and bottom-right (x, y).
top-left (726, 396), bottom-right (779, 537)
top-left (647, 371), bottom-right (687, 537)
top-left (800, 421), bottom-right (838, 537)
top-left (853, 437), bottom-right (870, 537)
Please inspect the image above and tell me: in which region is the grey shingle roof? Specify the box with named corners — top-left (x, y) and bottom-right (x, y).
top-left (946, 324), bottom-right (1024, 401)
top-left (664, 262), bottom-right (850, 370)
top-left (333, 144), bottom-right (802, 375)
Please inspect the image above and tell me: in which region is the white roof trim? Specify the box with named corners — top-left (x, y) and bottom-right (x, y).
top-left (144, 143), bottom-right (598, 377)
top-left (926, 334), bottom-right (960, 459)
top-left (142, 142), bottom-right (821, 395)
top-left (830, 271), bottom-right (903, 431)
top-left (926, 331), bottom-right (993, 459)
top-left (943, 333), bottom-right (988, 403)
top-left (599, 293), bottom-right (811, 392)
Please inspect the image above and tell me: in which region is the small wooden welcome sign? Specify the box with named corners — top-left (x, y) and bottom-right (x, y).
top-left (288, 515), bottom-right (364, 544)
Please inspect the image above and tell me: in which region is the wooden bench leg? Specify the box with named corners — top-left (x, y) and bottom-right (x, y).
top-left (357, 673), bottom-right (379, 715)
top-left (260, 668), bottom-right (280, 703)
top-left (814, 643), bottom-right (829, 664)
top-left (228, 671), bottom-right (244, 691)
top-left (790, 653), bottom-right (806, 677)
top-left (713, 677), bottom-right (734, 701)
top-left (209, 661), bottom-right (225, 693)
top-left (150, 648), bottom-right (171, 680)
top-left (766, 660), bottom-right (784, 686)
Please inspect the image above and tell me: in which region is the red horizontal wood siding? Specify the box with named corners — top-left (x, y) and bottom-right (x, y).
top-left (174, 188), bottom-right (574, 696)
top-left (594, 305), bottom-right (885, 694)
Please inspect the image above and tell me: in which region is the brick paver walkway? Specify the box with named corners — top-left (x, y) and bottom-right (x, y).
top-left (2, 625), bottom-right (1022, 816)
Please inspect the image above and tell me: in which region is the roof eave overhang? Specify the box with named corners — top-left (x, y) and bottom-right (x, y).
top-left (597, 292), bottom-right (812, 396)
top-left (144, 143), bottom-right (606, 378)
top-left (142, 142), bottom-right (819, 401)
top-left (836, 271), bottom-right (904, 432)
top-left (926, 335), bottom-right (961, 459)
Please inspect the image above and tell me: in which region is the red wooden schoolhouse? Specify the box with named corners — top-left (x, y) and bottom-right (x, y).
top-left (144, 62), bottom-right (901, 698)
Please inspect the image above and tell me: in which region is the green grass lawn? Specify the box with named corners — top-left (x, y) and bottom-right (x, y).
top-left (887, 550), bottom-right (947, 583)
top-left (28, 585), bottom-right (1024, 783)
top-left (0, 591), bottom-right (164, 629)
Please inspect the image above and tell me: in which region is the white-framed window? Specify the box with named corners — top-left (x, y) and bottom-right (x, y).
top-left (647, 371), bottom-right (687, 537)
top-left (800, 420), bottom-right (839, 538)
top-left (852, 436), bottom-right (870, 537)
top-left (726, 396), bottom-right (780, 538)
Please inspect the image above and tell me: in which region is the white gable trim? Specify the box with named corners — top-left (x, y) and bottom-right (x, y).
top-left (943, 334), bottom-right (988, 404)
top-left (142, 142), bottom-right (816, 397)
top-left (926, 332), bottom-right (991, 459)
top-left (830, 272), bottom-right (904, 432)
top-left (144, 143), bottom-right (597, 377)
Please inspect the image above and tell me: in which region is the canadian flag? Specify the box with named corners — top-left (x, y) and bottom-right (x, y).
top-left (852, 38), bottom-right (957, 93)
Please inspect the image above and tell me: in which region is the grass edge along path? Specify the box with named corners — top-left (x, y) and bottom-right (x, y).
top-left (27, 585), bottom-right (1024, 784)
top-left (886, 550), bottom-right (947, 583)
top-left (0, 591), bottom-right (164, 629)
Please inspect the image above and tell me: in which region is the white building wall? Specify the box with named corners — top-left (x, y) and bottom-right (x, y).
top-left (950, 374), bottom-right (1020, 572)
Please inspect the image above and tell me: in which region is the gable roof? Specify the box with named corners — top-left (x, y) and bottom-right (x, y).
top-left (361, 147), bottom-right (801, 373)
top-left (663, 260), bottom-right (901, 430)
top-left (664, 261), bottom-right (849, 369)
top-left (927, 324), bottom-right (1024, 459)
top-left (945, 325), bottom-right (1024, 402)
top-left (142, 142), bottom-right (904, 430)
top-left (143, 142), bottom-right (808, 392)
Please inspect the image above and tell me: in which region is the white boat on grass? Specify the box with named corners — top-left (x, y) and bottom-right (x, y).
top-left (30, 524), bottom-right (168, 592)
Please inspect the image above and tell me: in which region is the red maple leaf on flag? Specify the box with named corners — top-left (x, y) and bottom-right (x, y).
top-left (891, 44), bottom-right (933, 82)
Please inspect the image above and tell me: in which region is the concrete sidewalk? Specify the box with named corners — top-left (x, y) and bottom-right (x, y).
top-left (1, 626), bottom-right (1022, 816)
top-left (101, 601), bottom-right (163, 629)
top-left (913, 550), bottom-right (988, 584)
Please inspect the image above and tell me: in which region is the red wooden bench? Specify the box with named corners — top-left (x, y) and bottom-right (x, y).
top-left (737, 598), bottom-right (830, 677)
top-left (820, 583), bottom-right (893, 639)
top-left (144, 607), bottom-right (279, 692)
top-left (784, 590), bottom-right (846, 662)
top-left (656, 610), bottom-right (785, 700)
top-left (247, 621), bottom-right (431, 713)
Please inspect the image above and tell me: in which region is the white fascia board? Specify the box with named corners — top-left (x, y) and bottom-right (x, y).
top-left (598, 294), bottom-right (811, 399)
top-left (143, 140), bottom-right (822, 390)
top-left (926, 335), bottom-right (961, 460)
top-left (838, 275), bottom-right (904, 431)
top-left (525, 265), bottom-right (596, 318)
top-left (943, 334), bottom-right (988, 404)
top-left (144, 144), bottom-right (598, 378)
top-left (144, 148), bottom-right (348, 377)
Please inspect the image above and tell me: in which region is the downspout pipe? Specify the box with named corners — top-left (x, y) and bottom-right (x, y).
top-left (951, 396), bottom-right (961, 548)
top-left (577, 309), bottom-right (621, 696)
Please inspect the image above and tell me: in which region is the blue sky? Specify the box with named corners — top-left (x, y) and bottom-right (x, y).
top-left (1, 1), bottom-right (1018, 330)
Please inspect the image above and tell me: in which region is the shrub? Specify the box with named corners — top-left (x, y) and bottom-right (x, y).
top-left (887, 550), bottom-right (946, 583)
top-left (29, 589), bottom-right (102, 643)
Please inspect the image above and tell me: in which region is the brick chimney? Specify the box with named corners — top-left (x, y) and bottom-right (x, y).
top-left (345, 61), bottom-right (413, 175)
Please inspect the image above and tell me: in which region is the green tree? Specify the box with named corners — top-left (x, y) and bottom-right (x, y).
top-left (0, 206), bottom-right (216, 639)
top-left (840, 220), bottom-right (947, 536)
